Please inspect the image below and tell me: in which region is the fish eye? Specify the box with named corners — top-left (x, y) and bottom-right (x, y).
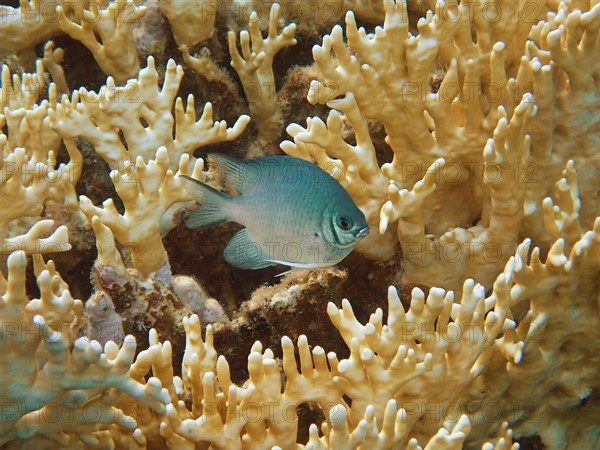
top-left (336, 215), bottom-right (353, 231)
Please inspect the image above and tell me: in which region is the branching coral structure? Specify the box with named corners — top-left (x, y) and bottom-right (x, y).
top-left (1, 213), bottom-right (598, 447)
top-left (0, 0), bottom-right (599, 448)
top-left (282, 0), bottom-right (600, 295)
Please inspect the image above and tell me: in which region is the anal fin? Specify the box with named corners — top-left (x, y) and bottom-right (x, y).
top-left (224, 228), bottom-right (274, 270)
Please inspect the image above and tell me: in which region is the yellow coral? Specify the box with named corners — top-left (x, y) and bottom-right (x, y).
top-left (0, 0), bottom-right (598, 448)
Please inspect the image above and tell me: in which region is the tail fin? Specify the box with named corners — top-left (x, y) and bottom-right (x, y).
top-left (180, 176), bottom-right (230, 228)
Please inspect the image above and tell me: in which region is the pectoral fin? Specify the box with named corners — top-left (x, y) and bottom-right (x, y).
top-left (224, 228), bottom-right (274, 269)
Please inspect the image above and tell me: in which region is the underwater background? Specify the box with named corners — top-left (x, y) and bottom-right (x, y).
top-left (1, 0), bottom-right (599, 448)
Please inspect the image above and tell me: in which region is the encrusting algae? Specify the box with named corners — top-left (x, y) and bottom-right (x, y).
top-left (0, 0), bottom-right (599, 449)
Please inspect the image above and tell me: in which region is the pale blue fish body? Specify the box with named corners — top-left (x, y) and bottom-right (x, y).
top-left (181, 154), bottom-right (369, 270)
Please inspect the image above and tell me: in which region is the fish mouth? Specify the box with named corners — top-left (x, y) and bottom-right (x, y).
top-left (355, 227), bottom-right (370, 240)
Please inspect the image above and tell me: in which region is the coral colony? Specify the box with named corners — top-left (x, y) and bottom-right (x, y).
top-left (1, 0), bottom-right (599, 448)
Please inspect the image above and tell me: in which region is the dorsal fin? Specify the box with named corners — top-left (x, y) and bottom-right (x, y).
top-left (209, 154), bottom-right (315, 194)
top-left (208, 153), bottom-right (253, 194)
